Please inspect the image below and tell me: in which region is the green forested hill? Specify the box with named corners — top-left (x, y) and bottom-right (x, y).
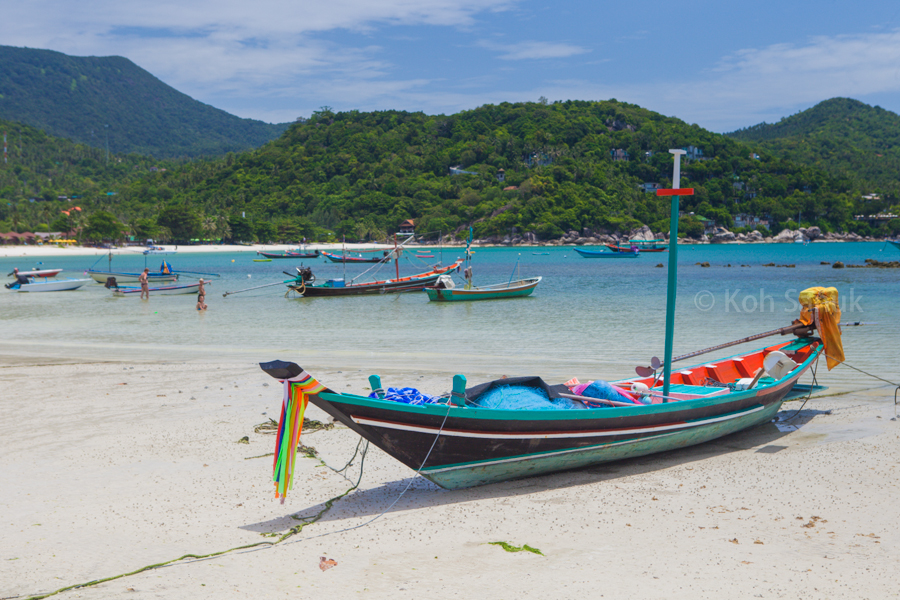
top-left (0, 45), bottom-right (289, 158)
top-left (3, 100), bottom-right (897, 242)
top-left (119, 100), bottom-right (880, 242)
top-left (0, 117), bottom-right (172, 234)
top-left (727, 98), bottom-right (900, 195)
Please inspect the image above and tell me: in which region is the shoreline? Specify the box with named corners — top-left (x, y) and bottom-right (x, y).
top-left (1, 237), bottom-right (893, 259)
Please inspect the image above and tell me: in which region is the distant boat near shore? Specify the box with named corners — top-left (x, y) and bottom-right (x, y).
top-left (575, 247), bottom-right (640, 258)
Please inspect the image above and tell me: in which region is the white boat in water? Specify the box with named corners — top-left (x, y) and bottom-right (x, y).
top-left (111, 281), bottom-right (207, 297)
top-left (6, 278), bottom-right (91, 292)
top-left (87, 270), bottom-right (179, 284)
top-left (142, 246), bottom-right (177, 255)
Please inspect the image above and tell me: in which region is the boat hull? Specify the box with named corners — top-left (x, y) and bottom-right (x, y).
top-left (425, 277), bottom-right (541, 302)
top-left (606, 244), bottom-right (666, 252)
top-left (574, 248), bottom-right (640, 258)
top-left (302, 274), bottom-right (441, 297)
top-left (88, 271), bottom-right (178, 283)
top-left (11, 268), bottom-right (63, 278)
top-left (112, 282), bottom-right (207, 296)
top-left (293, 260), bottom-right (463, 297)
top-left (265, 339), bottom-right (821, 489)
top-left (12, 278), bottom-right (91, 292)
top-left (257, 251), bottom-right (320, 259)
top-left (321, 251), bottom-right (388, 263)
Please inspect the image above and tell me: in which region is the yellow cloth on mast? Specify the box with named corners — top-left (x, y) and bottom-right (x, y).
top-left (798, 287), bottom-right (844, 370)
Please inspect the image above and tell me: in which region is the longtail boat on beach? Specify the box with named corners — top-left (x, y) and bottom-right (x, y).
top-left (261, 334), bottom-right (828, 490)
top-left (258, 151), bottom-right (845, 497)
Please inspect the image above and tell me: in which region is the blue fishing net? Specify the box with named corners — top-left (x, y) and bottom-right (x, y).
top-left (369, 387), bottom-right (440, 405)
top-left (474, 385), bottom-right (585, 410)
top-left (579, 380), bottom-right (651, 406)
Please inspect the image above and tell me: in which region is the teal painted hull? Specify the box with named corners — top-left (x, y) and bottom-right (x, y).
top-left (261, 339), bottom-right (822, 490)
top-left (425, 278), bottom-right (540, 302)
top-left (421, 402), bottom-right (781, 489)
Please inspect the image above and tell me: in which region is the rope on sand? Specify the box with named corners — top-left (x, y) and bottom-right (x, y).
top-left (23, 443), bottom-right (368, 600)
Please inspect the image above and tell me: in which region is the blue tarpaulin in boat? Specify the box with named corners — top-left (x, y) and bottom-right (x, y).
top-left (474, 385), bottom-right (585, 410)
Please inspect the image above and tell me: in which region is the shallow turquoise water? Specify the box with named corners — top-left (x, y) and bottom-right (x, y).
top-left (1, 242), bottom-right (897, 390)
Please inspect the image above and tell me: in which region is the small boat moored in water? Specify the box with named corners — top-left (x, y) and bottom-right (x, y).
top-left (284, 260), bottom-right (463, 297)
top-left (257, 249), bottom-right (320, 259)
top-left (425, 275), bottom-right (541, 301)
top-left (6, 277), bottom-right (92, 292)
top-left (108, 280), bottom-right (209, 297)
top-left (8, 268), bottom-right (63, 278)
top-left (575, 247), bottom-right (640, 258)
top-left (321, 250), bottom-right (390, 264)
top-left (606, 239), bottom-right (667, 252)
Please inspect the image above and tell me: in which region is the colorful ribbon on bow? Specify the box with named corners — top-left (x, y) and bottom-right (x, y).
top-left (273, 371), bottom-right (325, 502)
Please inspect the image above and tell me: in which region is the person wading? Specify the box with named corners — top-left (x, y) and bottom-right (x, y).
top-left (139, 268), bottom-right (150, 300)
top-left (196, 278), bottom-right (207, 310)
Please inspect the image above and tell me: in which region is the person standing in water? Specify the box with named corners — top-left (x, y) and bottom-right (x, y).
top-left (139, 268), bottom-right (150, 300)
top-left (196, 278), bottom-right (207, 310)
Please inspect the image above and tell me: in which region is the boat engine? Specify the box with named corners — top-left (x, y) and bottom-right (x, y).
top-left (294, 266), bottom-right (316, 284)
top-left (104, 276), bottom-right (119, 289)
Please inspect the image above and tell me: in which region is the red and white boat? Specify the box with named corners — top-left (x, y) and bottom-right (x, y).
top-left (8, 268), bottom-right (63, 278)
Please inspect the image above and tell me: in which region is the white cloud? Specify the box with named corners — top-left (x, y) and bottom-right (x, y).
top-left (1, 0), bottom-right (518, 119)
top-left (479, 40), bottom-right (590, 60)
top-left (509, 30), bottom-right (900, 131)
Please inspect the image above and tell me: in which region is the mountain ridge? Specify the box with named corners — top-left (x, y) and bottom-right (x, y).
top-left (0, 45), bottom-right (290, 158)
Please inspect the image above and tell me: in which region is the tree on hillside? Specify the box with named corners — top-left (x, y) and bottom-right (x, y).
top-left (157, 205), bottom-right (201, 242)
top-left (82, 210), bottom-right (125, 241)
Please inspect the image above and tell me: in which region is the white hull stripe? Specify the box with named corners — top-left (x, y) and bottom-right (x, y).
top-left (350, 405), bottom-right (764, 440)
top-left (422, 431), bottom-right (683, 474)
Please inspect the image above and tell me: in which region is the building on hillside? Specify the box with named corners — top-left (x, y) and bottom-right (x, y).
top-left (610, 148), bottom-right (629, 162)
top-left (681, 145), bottom-right (705, 161)
top-left (734, 213), bottom-right (770, 230)
top-left (497, 168), bottom-right (505, 182)
top-left (398, 219), bottom-right (416, 236)
top-left (639, 182), bottom-right (661, 193)
top-left (854, 213), bottom-right (898, 225)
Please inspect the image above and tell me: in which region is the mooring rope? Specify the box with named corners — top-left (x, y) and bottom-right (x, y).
top-left (22, 439), bottom-right (370, 600)
top-left (22, 401), bottom-right (452, 600)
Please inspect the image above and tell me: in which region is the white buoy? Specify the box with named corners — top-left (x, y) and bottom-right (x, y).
top-left (248, 274), bottom-right (252, 278)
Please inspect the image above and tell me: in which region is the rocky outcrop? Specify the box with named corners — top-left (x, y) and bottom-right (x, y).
top-left (773, 228), bottom-right (799, 243)
top-left (710, 231), bottom-right (736, 243)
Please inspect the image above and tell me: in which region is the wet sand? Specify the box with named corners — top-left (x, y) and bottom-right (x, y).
top-left (1, 360), bottom-right (898, 599)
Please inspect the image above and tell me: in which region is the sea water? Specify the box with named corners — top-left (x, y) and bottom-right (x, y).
top-left (0, 243), bottom-right (897, 391)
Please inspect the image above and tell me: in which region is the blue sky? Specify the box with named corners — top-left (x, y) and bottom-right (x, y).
top-left (5, 0), bottom-right (900, 131)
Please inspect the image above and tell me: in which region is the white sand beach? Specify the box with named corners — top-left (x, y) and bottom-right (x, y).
top-left (1, 360), bottom-right (897, 599)
top-left (0, 243), bottom-right (404, 259)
